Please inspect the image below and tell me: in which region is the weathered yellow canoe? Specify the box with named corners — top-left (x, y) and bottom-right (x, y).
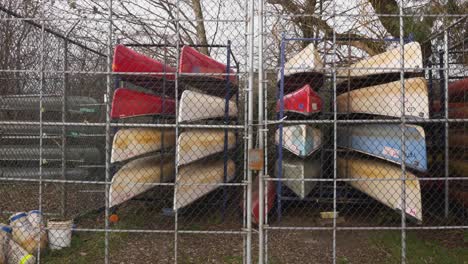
top-left (337, 77), bottom-right (429, 119)
top-left (174, 159), bottom-right (235, 210)
top-left (177, 129), bottom-right (236, 166)
top-left (111, 128), bottom-right (176, 163)
top-left (337, 42), bottom-right (422, 84)
top-left (109, 156), bottom-right (175, 207)
top-left (337, 157), bottom-right (422, 221)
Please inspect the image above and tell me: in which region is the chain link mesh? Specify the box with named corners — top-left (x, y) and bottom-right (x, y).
top-left (1, 0), bottom-right (467, 263)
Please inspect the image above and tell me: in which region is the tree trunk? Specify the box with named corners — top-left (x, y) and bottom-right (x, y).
top-left (191, 0), bottom-right (210, 56)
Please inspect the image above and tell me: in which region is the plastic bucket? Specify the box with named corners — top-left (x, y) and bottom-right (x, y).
top-left (47, 220), bottom-right (73, 250)
top-left (0, 224), bottom-right (11, 264)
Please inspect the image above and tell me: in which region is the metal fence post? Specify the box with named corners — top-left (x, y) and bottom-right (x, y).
top-left (258, 0), bottom-right (265, 262)
top-left (443, 22), bottom-right (450, 219)
top-left (399, 3), bottom-right (407, 264)
top-left (37, 0), bottom-right (46, 261)
top-left (105, 1), bottom-right (113, 263)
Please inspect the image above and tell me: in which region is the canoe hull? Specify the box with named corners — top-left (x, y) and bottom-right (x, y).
top-left (177, 130), bottom-right (236, 166)
top-left (110, 156), bottom-right (175, 207)
top-left (174, 159), bottom-right (235, 210)
top-left (337, 42), bottom-right (423, 88)
top-left (279, 44), bottom-right (324, 92)
top-left (337, 157), bottom-right (422, 221)
top-left (178, 90), bottom-right (238, 122)
top-left (432, 101), bottom-right (468, 118)
top-left (447, 78), bottom-right (468, 102)
top-left (112, 44), bottom-right (176, 81)
top-left (111, 88), bottom-right (175, 119)
top-left (337, 77), bottom-right (429, 118)
top-left (275, 125), bottom-right (322, 157)
top-left (179, 45), bottom-right (237, 85)
top-left (276, 158), bottom-right (320, 199)
top-left (0, 167), bottom-right (89, 180)
top-left (277, 84), bottom-right (323, 116)
top-left (337, 124), bottom-right (427, 171)
top-left (0, 124), bottom-right (103, 137)
top-left (0, 146), bottom-right (101, 163)
top-left (111, 128), bottom-right (176, 163)
top-left (251, 175), bottom-right (276, 225)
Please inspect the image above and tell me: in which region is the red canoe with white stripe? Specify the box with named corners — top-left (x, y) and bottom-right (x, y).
top-left (432, 101), bottom-right (468, 118)
top-left (112, 44), bottom-right (176, 80)
top-left (179, 45), bottom-right (237, 85)
top-left (277, 84), bottom-right (322, 115)
top-left (111, 88), bottom-right (175, 119)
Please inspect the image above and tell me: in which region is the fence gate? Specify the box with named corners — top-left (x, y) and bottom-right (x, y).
top-left (0, 0), bottom-right (252, 263)
top-left (257, 1), bottom-right (467, 264)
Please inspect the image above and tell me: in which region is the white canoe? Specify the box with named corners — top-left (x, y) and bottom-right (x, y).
top-left (111, 128), bottom-right (176, 163)
top-left (275, 125), bottom-right (322, 158)
top-left (281, 43), bottom-right (324, 78)
top-left (337, 157), bottom-right (422, 221)
top-left (178, 90), bottom-right (237, 122)
top-left (276, 158), bottom-right (320, 199)
top-left (337, 42), bottom-right (423, 84)
top-left (337, 77), bottom-right (429, 119)
top-left (174, 159), bottom-right (235, 210)
top-left (109, 155), bottom-right (175, 207)
top-left (177, 129), bottom-right (236, 166)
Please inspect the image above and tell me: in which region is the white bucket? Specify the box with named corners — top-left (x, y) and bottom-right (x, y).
top-left (47, 220), bottom-right (73, 250)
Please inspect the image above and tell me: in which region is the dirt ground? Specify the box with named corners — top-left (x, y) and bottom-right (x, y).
top-left (1, 183), bottom-right (467, 263)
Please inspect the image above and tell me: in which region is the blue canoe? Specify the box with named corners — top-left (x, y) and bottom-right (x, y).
top-left (337, 124), bottom-right (427, 172)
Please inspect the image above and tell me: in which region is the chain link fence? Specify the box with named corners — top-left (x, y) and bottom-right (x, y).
top-left (0, 0), bottom-right (467, 263)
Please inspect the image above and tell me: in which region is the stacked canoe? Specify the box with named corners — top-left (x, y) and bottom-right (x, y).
top-left (336, 42), bottom-right (427, 221)
top-left (175, 45), bottom-right (238, 211)
top-left (273, 44), bottom-right (324, 223)
top-left (275, 42), bottom-right (428, 221)
top-left (109, 44), bottom-right (238, 210)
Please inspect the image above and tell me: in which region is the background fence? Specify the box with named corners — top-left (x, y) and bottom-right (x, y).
top-left (0, 0), bottom-right (467, 263)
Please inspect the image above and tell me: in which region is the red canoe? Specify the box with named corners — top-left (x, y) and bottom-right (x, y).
top-left (432, 101), bottom-right (468, 118)
top-left (251, 176), bottom-right (276, 225)
top-left (448, 78), bottom-right (468, 102)
top-left (277, 84), bottom-right (322, 115)
top-left (179, 46), bottom-right (237, 85)
top-left (111, 88), bottom-right (175, 119)
top-left (112, 44), bottom-right (176, 80)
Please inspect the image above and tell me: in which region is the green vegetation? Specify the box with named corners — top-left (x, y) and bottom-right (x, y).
top-left (371, 231), bottom-right (468, 264)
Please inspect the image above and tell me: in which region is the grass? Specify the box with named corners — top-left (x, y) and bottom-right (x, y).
top-left (371, 231), bottom-right (468, 264)
top-left (337, 256), bottom-right (350, 264)
top-left (222, 255), bottom-right (243, 264)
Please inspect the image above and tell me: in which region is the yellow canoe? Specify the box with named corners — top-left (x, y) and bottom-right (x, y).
top-left (177, 129), bottom-right (236, 166)
top-left (337, 157), bottom-right (422, 221)
top-left (111, 128), bottom-right (175, 163)
top-left (337, 77), bottom-right (428, 119)
top-left (110, 155), bottom-right (175, 207)
top-left (337, 42), bottom-right (422, 83)
top-left (174, 159), bottom-right (235, 210)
